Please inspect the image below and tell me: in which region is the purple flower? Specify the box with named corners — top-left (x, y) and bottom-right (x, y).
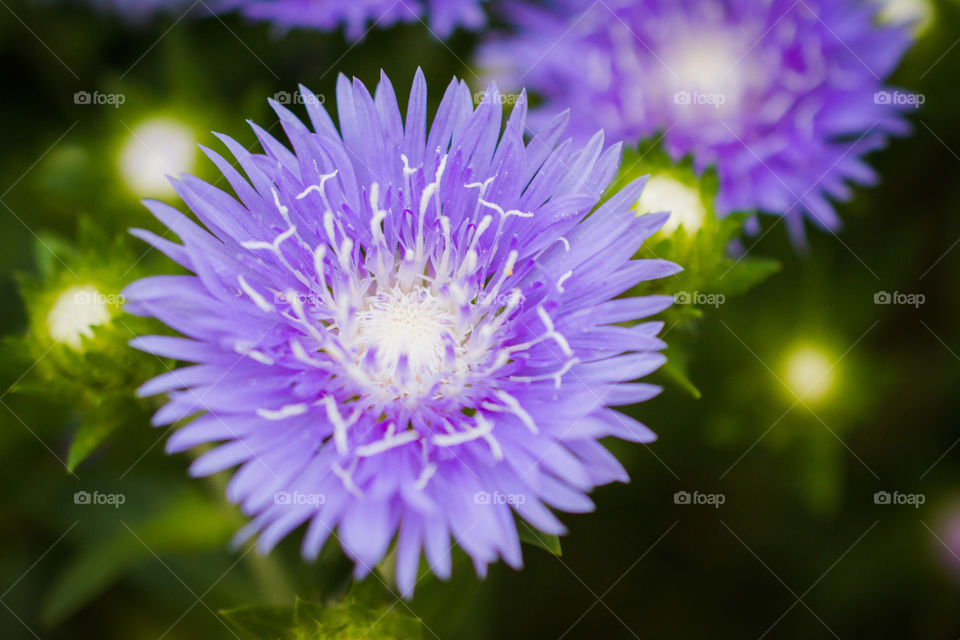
top-left (123, 71), bottom-right (679, 593)
top-left (219, 0), bottom-right (484, 39)
top-left (480, 0), bottom-right (914, 242)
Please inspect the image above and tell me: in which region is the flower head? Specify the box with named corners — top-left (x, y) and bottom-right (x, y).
top-left (219, 0), bottom-right (484, 39)
top-left (480, 0), bottom-right (914, 242)
top-left (124, 71), bottom-right (679, 593)
top-left (15, 220), bottom-right (168, 470)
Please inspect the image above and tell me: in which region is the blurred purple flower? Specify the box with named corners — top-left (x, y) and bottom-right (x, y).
top-left (78, 0), bottom-right (482, 37)
top-left (123, 71), bottom-right (679, 592)
top-left (220, 0), bottom-right (484, 39)
top-left (480, 0), bottom-right (915, 242)
top-left (935, 506), bottom-right (960, 582)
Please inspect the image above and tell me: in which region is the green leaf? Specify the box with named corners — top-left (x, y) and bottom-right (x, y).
top-left (66, 418), bottom-right (121, 471)
top-left (221, 605), bottom-right (296, 640)
top-left (516, 518), bottom-right (562, 556)
top-left (40, 534), bottom-right (144, 627)
top-left (223, 597), bottom-right (423, 640)
top-left (41, 490), bottom-right (236, 627)
top-left (307, 601), bottom-right (422, 640)
top-left (660, 357), bottom-right (702, 399)
top-left (719, 255), bottom-right (781, 297)
top-left (293, 597), bottom-right (326, 627)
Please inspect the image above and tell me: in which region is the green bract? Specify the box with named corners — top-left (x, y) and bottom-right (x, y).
top-left (222, 597), bottom-right (423, 640)
top-left (12, 219), bottom-right (170, 470)
top-left (614, 138), bottom-right (781, 395)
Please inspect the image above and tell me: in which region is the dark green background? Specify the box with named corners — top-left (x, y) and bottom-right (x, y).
top-left (1, 1), bottom-right (958, 638)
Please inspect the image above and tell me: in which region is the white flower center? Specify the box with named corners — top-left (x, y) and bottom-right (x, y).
top-left (661, 31), bottom-right (754, 120)
top-left (352, 285), bottom-right (466, 391)
top-left (635, 175), bottom-right (706, 234)
top-left (47, 285), bottom-right (112, 349)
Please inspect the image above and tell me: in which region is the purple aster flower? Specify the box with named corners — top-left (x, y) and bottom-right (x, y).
top-left (219, 0), bottom-right (484, 40)
top-left (480, 0), bottom-right (914, 242)
top-left (123, 70), bottom-right (679, 593)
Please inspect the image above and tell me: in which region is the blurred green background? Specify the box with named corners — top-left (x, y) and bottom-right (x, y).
top-left (1, 0), bottom-right (959, 638)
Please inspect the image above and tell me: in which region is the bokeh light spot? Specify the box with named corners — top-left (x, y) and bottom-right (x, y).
top-left (783, 346), bottom-right (836, 403)
top-left (875, 0), bottom-right (935, 36)
top-left (119, 117), bottom-right (195, 197)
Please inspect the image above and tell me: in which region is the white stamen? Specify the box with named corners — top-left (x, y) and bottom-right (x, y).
top-left (238, 275), bottom-right (275, 312)
top-left (478, 198), bottom-right (534, 219)
top-left (416, 155), bottom-right (447, 245)
top-left (355, 427), bottom-right (420, 457)
top-left (484, 390), bottom-right (539, 434)
top-left (332, 461), bottom-right (364, 498)
top-left (536, 306), bottom-right (573, 357)
top-left (436, 216), bottom-right (453, 276)
top-left (290, 338), bottom-right (324, 367)
top-left (434, 154), bottom-right (448, 185)
top-left (510, 357), bottom-right (580, 389)
top-left (369, 182), bottom-right (387, 242)
top-left (241, 225), bottom-right (297, 255)
top-left (474, 214), bottom-right (494, 240)
top-left (296, 170), bottom-right (339, 200)
top-left (400, 154), bottom-right (417, 176)
top-left (234, 340), bottom-right (274, 365)
top-left (242, 227), bottom-right (311, 287)
top-left (465, 176), bottom-right (495, 191)
top-left (323, 210), bottom-right (336, 244)
top-left (556, 270), bottom-right (573, 293)
top-left (322, 395), bottom-right (360, 455)
top-left (312, 245), bottom-right (330, 297)
top-left (419, 183), bottom-right (437, 218)
top-left (271, 187), bottom-right (289, 219)
top-left (432, 415), bottom-right (502, 460)
top-left (413, 463), bottom-right (438, 490)
top-left (483, 251), bottom-right (519, 303)
top-left (256, 403), bottom-right (308, 420)
top-left (338, 238), bottom-right (354, 270)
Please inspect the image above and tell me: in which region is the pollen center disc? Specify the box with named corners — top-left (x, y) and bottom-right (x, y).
top-left (353, 286), bottom-right (463, 387)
